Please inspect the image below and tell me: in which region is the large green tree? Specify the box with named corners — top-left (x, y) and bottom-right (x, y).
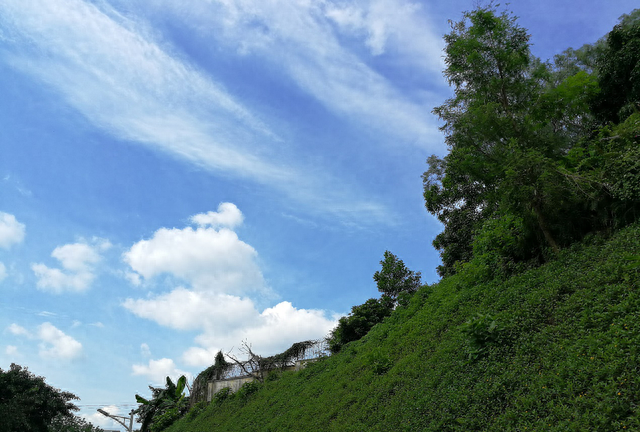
top-left (0, 364), bottom-right (79, 432)
top-left (424, 5), bottom-right (619, 277)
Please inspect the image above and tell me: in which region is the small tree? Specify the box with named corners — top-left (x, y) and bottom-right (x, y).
top-left (134, 375), bottom-right (189, 432)
top-left (373, 251), bottom-right (422, 306)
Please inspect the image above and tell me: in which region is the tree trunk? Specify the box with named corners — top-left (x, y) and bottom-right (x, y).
top-left (532, 202), bottom-right (560, 254)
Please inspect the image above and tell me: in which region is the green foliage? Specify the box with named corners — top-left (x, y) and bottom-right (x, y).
top-left (0, 364), bottom-right (79, 432)
top-left (460, 314), bottom-right (501, 361)
top-left (133, 375), bottom-right (189, 432)
top-left (161, 223), bottom-right (640, 432)
top-left (327, 251), bottom-right (422, 353)
top-left (184, 402), bottom-right (208, 421)
top-left (150, 406), bottom-right (184, 432)
top-left (327, 298), bottom-right (392, 353)
top-left (47, 415), bottom-right (104, 432)
top-left (212, 388), bottom-right (232, 405)
top-left (236, 382), bottom-right (260, 400)
top-left (465, 213), bottom-right (533, 281)
top-left (426, 5), bottom-right (640, 277)
top-left (191, 350), bottom-right (230, 405)
top-left (366, 349), bottom-right (393, 375)
top-left (591, 9), bottom-right (640, 123)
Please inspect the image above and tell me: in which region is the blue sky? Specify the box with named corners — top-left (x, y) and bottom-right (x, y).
top-left (1, 0), bottom-right (637, 429)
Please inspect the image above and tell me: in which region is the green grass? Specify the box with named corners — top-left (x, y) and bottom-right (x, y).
top-left (167, 224), bottom-right (640, 431)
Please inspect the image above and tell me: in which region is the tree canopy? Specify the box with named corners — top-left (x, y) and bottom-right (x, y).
top-left (373, 250), bottom-right (422, 306)
top-left (0, 364), bottom-right (79, 432)
top-left (424, 5), bottom-right (640, 278)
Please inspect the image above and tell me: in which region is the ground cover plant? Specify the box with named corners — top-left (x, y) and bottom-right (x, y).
top-left (164, 222), bottom-right (640, 431)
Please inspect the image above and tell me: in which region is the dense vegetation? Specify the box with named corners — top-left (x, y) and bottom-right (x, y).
top-left (0, 364), bottom-right (103, 432)
top-left (424, 7), bottom-right (640, 278)
top-left (163, 222), bottom-right (640, 431)
top-left (153, 5), bottom-right (640, 432)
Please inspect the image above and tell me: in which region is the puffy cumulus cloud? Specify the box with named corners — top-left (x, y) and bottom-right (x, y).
top-left (125, 288), bottom-right (336, 368)
top-left (6, 322), bottom-right (83, 360)
top-left (5, 345), bottom-right (19, 356)
top-left (31, 239), bottom-right (110, 293)
top-left (184, 301), bottom-right (337, 366)
top-left (132, 358), bottom-right (191, 385)
top-left (0, 212), bottom-right (25, 248)
top-left (7, 323), bottom-right (31, 337)
top-left (123, 288), bottom-right (257, 332)
top-left (123, 206), bottom-right (337, 368)
top-left (123, 208), bottom-right (265, 295)
top-left (190, 202), bottom-right (243, 229)
top-left (37, 322), bottom-right (83, 360)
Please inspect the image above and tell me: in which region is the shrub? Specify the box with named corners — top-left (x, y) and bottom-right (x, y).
top-left (236, 381), bottom-right (260, 400)
top-left (213, 387), bottom-right (232, 405)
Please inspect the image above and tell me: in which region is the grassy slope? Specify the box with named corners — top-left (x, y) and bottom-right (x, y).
top-left (169, 224), bottom-right (640, 431)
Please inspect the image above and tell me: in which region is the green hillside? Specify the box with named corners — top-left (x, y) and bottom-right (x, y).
top-left (166, 223), bottom-right (640, 431)
top-left (146, 5), bottom-right (640, 431)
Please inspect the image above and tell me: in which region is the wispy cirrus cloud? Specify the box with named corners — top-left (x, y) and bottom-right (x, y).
top-left (0, 0), bottom-right (393, 226)
top-left (156, 0), bottom-right (443, 146)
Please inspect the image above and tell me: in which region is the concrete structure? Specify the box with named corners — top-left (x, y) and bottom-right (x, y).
top-left (206, 359), bottom-right (319, 401)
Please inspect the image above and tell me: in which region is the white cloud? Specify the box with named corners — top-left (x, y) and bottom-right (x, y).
top-left (183, 300), bottom-right (337, 367)
top-left (124, 271), bottom-right (142, 287)
top-left (132, 358), bottom-right (191, 385)
top-left (124, 210), bottom-right (265, 295)
top-left (140, 343), bottom-right (151, 357)
top-left (0, 262), bottom-right (6, 282)
top-left (190, 202), bottom-right (244, 229)
top-left (0, 0), bottom-right (428, 227)
top-left (38, 311), bottom-right (57, 317)
top-left (123, 206), bottom-right (337, 367)
top-left (84, 405), bottom-right (122, 430)
top-left (7, 323), bottom-right (31, 337)
top-left (0, 0), bottom-right (389, 225)
top-left (123, 288), bottom-right (257, 332)
top-left (37, 322), bottom-right (83, 360)
top-left (0, 212), bottom-right (25, 248)
top-left (31, 240), bottom-right (107, 293)
top-left (324, 0), bottom-right (444, 65)
top-left (5, 345), bottom-right (18, 356)
top-left (158, 0), bottom-right (442, 145)
top-left (52, 243), bottom-right (101, 271)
